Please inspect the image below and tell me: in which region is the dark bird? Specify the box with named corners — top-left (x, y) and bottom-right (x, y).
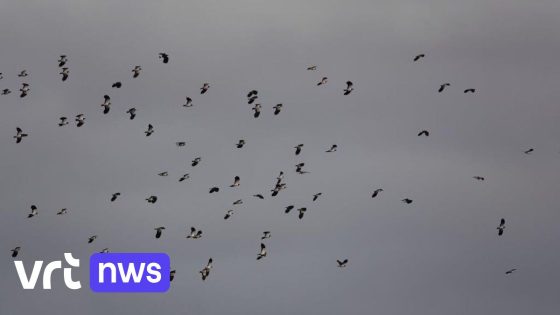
top-left (75, 114), bottom-right (85, 127)
top-left (183, 97), bottom-right (193, 107)
top-left (326, 144), bottom-right (338, 152)
top-left (110, 192), bottom-right (121, 202)
top-left (58, 55), bottom-right (67, 67)
top-left (371, 188), bottom-right (383, 198)
top-left (284, 205), bottom-right (294, 213)
top-left (505, 268), bottom-right (517, 275)
top-left (101, 95), bottom-right (111, 114)
top-left (253, 194), bottom-right (264, 199)
top-left (1, 89), bottom-right (11, 95)
top-left (158, 172), bottom-right (168, 177)
top-left (154, 227), bottom-right (165, 239)
top-left (191, 157), bottom-right (201, 167)
top-left (60, 67), bottom-right (69, 81)
top-left (100, 248), bottom-right (110, 254)
top-left (236, 139), bottom-right (246, 148)
top-left (233, 199), bottom-right (243, 205)
top-left (11, 247), bottom-right (21, 258)
top-left (257, 243), bottom-right (267, 260)
top-left (273, 104), bottom-right (283, 115)
top-left (158, 53), bottom-right (169, 64)
top-left (295, 144), bottom-right (304, 155)
top-left (126, 108), bottom-right (136, 120)
top-left (413, 54), bottom-right (425, 61)
top-left (473, 176), bottom-right (485, 181)
top-left (58, 117), bottom-right (68, 126)
top-left (176, 141), bottom-right (186, 147)
top-left (313, 193), bottom-right (322, 201)
top-left (247, 90), bottom-right (258, 98)
top-left (179, 174), bottom-right (190, 182)
top-left (169, 270), bottom-right (176, 282)
top-left (230, 176), bottom-right (240, 187)
top-left (497, 218), bottom-right (506, 236)
top-left (146, 195), bottom-right (158, 204)
top-left (317, 77), bottom-right (328, 86)
top-left (186, 227), bottom-right (202, 239)
top-left (112, 82), bottom-right (122, 88)
top-left (252, 103), bottom-right (261, 118)
top-left (200, 83), bottom-right (210, 94)
top-left (209, 187), bottom-right (220, 193)
top-left (18, 70), bottom-right (28, 77)
top-left (307, 65), bottom-right (317, 70)
top-left (261, 231), bottom-right (271, 240)
top-left (402, 198), bottom-right (413, 204)
top-left (438, 83), bottom-right (450, 93)
top-left (417, 130), bottom-right (429, 137)
top-left (132, 66), bottom-right (142, 78)
top-left (337, 259), bottom-right (348, 268)
top-left (343, 81), bottom-right (354, 95)
top-left (297, 207), bottom-right (307, 219)
top-left (20, 83), bottom-right (30, 98)
top-left (524, 148), bottom-right (534, 154)
top-left (248, 95), bottom-right (258, 104)
top-left (88, 235), bottom-right (97, 244)
top-left (224, 210), bottom-right (234, 220)
top-left (28, 205), bottom-right (38, 218)
top-left (14, 127), bottom-right (28, 143)
top-left (56, 208), bottom-right (68, 215)
top-left (199, 258), bottom-right (213, 281)
top-left (145, 124), bottom-right (154, 136)
top-left (464, 88), bottom-right (476, 93)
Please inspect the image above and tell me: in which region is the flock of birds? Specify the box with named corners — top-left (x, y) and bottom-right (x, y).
top-left (3, 52), bottom-right (522, 284)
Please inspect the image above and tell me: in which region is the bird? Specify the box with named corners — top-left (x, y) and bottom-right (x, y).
top-left (417, 130), bottom-right (429, 137)
top-left (18, 70), bottom-right (28, 77)
top-left (307, 65), bottom-right (317, 70)
top-left (497, 218), bottom-right (506, 236)
top-left (257, 243), bottom-right (267, 260)
top-left (100, 248), bottom-right (110, 254)
top-left (27, 205), bottom-right (38, 218)
top-left (284, 205), bottom-right (294, 213)
top-left (236, 139), bottom-right (245, 148)
top-left (200, 83), bottom-right (210, 94)
top-left (58, 55), bottom-right (67, 67)
top-left (294, 144), bottom-right (304, 155)
top-left (20, 83), bottom-right (30, 98)
top-left (402, 198), bottom-right (413, 204)
top-left (60, 67), bottom-right (69, 81)
top-left (326, 144), bottom-right (338, 152)
top-left (438, 83), bottom-right (450, 92)
top-left (261, 231), bottom-right (271, 240)
top-left (230, 176), bottom-right (240, 187)
top-left (191, 157), bottom-right (201, 167)
top-left (317, 77), bottom-right (328, 86)
top-left (464, 88), bottom-right (476, 93)
top-left (1, 89), bottom-right (11, 95)
top-left (253, 194), bottom-right (264, 199)
top-left (273, 104), bottom-right (283, 115)
top-left (154, 227), bottom-right (165, 239)
top-left (101, 95), bottom-right (111, 114)
top-left (58, 117), bottom-right (68, 126)
top-left (111, 82), bottom-right (122, 88)
top-left (56, 208), bottom-right (68, 215)
top-left (158, 172), bottom-right (168, 177)
top-left (313, 193), bottom-right (322, 201)
top-left (126, 108), bottom-right (136, 120)
top-left (0, 72), bottom-right (2, 79)
top-left (75, 114), bottom-right (85, 127)
top-left (297, 207), bottom-right (307, 219)
top-left (224, 210), bottom-right (234, 220)
top-left (209, 187), bottom-right (220, 193)
top-left (248, 95), bottom-right (258, 104)
top-left (371, 188), bottom-right (383, 198)
top-left (145, 124), bottom-right (154, 136)
top-left (88, 235), bottom-right (97, 244)
top-left (11, 247), bottom-right (21, 258)
top-left (176, 141), bottom-right (186, 147)
top-left (524, 148), bottom-right (534, 154)
top-left (186, 227), bottom-right (203, 239)
top-left (295, 162), bottom-right (306, 173)
top-left (337, 259), bottom-right (348, 267)
top-left (473, 176), bottom-right (485, 181)
top-left (169, 270), bottom-right (176, 282)
top-left (183, 97), bottom-right (193, 107)
top-left (158, 53), bottom-right (169, 64)
top-left (413, 54), bottom-right (425, 61)
top-left (132, 66), bottom-right (142, 78)
top-left (252, 103), bottom-right (261, 118)
top-left (199, 258), bottom-right (213, 281)
top-left (247, 90), bottom-right (258, 98)
top-left (179, 174), bottom-right (190, 182)
top-left (505, 268), bottom-right (517, 275)
top-left (146, 195), bottom-right (158, 204)
top-left (110, 192), bottom-right (121, 202)
top-left (343, 81), bottom-right (354, 95)
top-left (233, 199), bottom-right (243, 205)
top-left (14, 127), bottom-right (28, 143)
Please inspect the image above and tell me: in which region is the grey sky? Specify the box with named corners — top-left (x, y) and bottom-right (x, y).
top-left (1, 0), bottom-right (560, 314)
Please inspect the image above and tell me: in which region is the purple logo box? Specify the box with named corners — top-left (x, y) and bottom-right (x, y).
top-left (90, 253), bottom-right (170, 293)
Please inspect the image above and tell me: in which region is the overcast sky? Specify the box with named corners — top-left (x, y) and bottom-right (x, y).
top-left (1, 0), bottom-right (560, 314)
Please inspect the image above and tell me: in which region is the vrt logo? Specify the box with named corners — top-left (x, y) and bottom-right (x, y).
top-left (14, 253), bottom-right (81, 290)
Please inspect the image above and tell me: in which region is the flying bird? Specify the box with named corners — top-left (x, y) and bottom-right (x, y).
top-left (524, 148), bottom-right (534, 154)
top-left (402, 198), bottom-right (413, 204)
top-left (224, 210), bottom-right (234, 220)
top-left (58, 117), bottom-right (68, 126)
top-left (497, 218), bottom-right (506, 236)
top-left (326, 144), bottom-right (338, 152)
top-left (261, 231), bottom-right (271, 240)
top-left (169, 270), bottom-right (176, 282)
top-left (176, 141), bottom-right (186, 147)
top-left (297, 207), bottom-right (307, 219)
top-left (307, 65), bottom-right (317, 70)
top-left (230, 176), bottom-right (240, 187)
top-left (199, 258), bottom-right (213, 281)
top-left (337, 259), bottom-right (348, 268)
top-left (417, 130), bottom-right (429, 137)
top-left (158, 172), bottom-right (168, 177)
top-left (100, 248), bottom-right (110, 254)
top-left (146, 195), bottom-right (158, 204)
top-left (294, 144), bottom-right (304, 155)
top-left (88, 235), bottom-right (97, 244)
top-left (154, 227), bottom-right (165, 239)
top-left (14, 127), bottom-right (28, 143)
top-left (75, 114), bottom-right (85, 127)
top-left (20, 83), bottom-right (30, 98)
top-left (257, 243), bottom-right (267, 260)
top-left (101, 95), bottom-right (111, 114)
top-left (1, 89), bottom-right (11, 95)
top-left (18, 70), bottom-right (28, 77)
top-left (200, 83), bottom-right (210, 94)
top-left (126, 108), bottom-right (136, 120)
top-left (343, 81), bottom-right (354, 95)
top-left (313, 193), bottom-right (322, 201)
top-left (11, 247), bottom-right (21, 258)
top-left (145, 124), bottom-right (154, 136)
top-left (186, 227), bottom-right (203, 239)
top-left (110, 192), bottom-right (121, 202)
top-left (464, 88), bottom-right (476, 93)
top-left (179, 174), bottom-right (190, 182)
top-left (438, 83), bottom-right (450, 92)
top-left (191, 157), bottom-right (201, 167)
top-left (56, 208), bottom-right (68, 215)
top-left (371, 188), bottom-right (383, 198)
top-left (284, 205), bottom-right (294, 213)
top-left (183, 97), bottom-right (193, 107)
top-left (317, 77), bottom-right (328, 86)
top-left (112, 82), bottom-right (122, 88)
top-left (253, 194), bottom-right (264, 199)
top-left (473, 176), bottom-right (485, 181)
top-left (233, 199), bottom-right (243, 205)
top-left (60, 68), bottom-right (69, 81)
top-left (27, 205), bottom-right (38, 218)
top-left (158, 53), bottom-right (169, 64)
top-left (252, 104), bottom-right (261, 118)
top-left (132, 66), bottom-right (142, 78)
top-left (505, 268), bottom-right (517, 275)
top-left (58, 55), bottom-right (67, 67)
top-left (236, 139), bottom-right (245, 148)
top-left (273, 104), bottom-right (283, 115)
top-left (413, 54), bottom-right (425, 61)
top-left (209, 187), bottom-right (220, 193)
